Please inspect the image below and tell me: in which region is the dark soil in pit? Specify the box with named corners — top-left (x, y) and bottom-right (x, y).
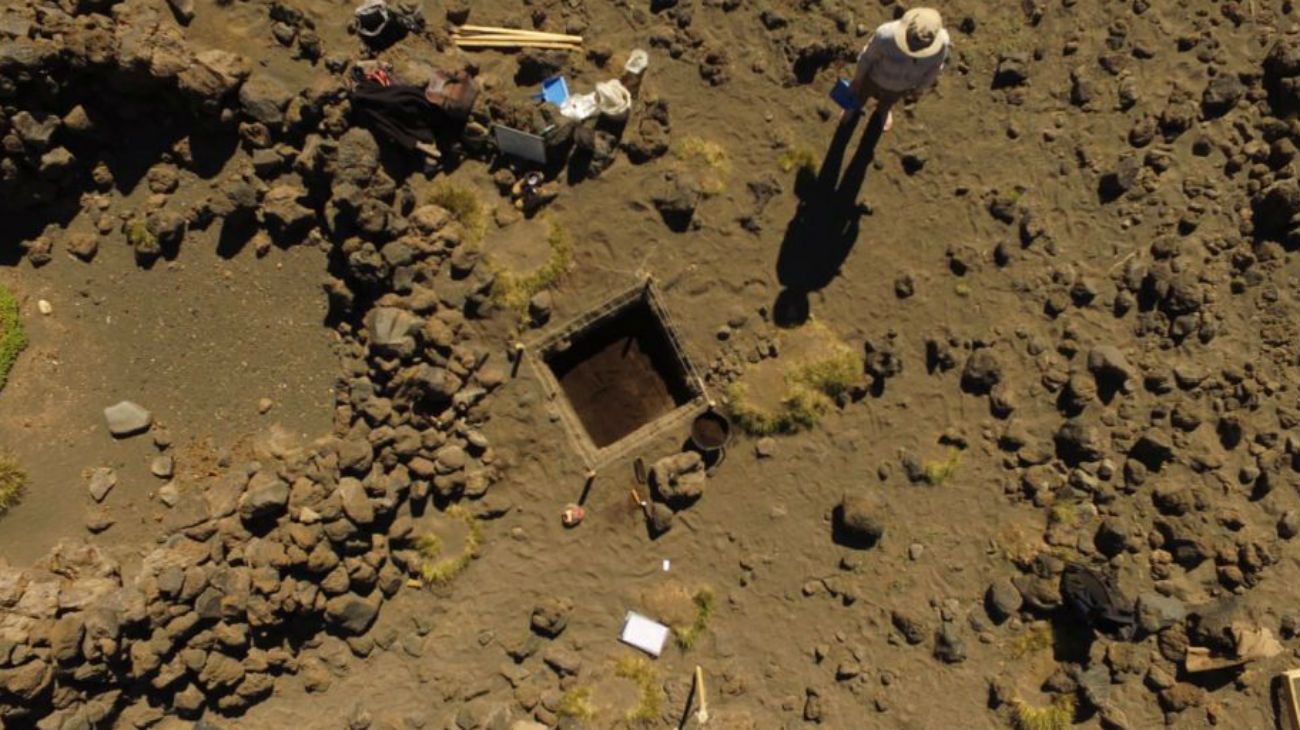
top-left (546, 299), bottom-right (694, 448)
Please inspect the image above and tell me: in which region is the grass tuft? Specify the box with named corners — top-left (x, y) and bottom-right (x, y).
top-left (615, 656), bottom-right (664, 722)
top-left (778, 146), bottom-right (819, 176)
top-left (1048, 502), bottom-right (1078, 526)
top-left (727, 344), bottom-right (864, 436)
top-left (1008, 623), bottom-right (1054, 659)
top-left (922, 449), bottom-right (962, 486)
top-left (416, 505), bottom-right (483, 585)
top-left (672, 588), bottom-right (715, 650)
top-left (1011, 694), bottom-right (1075, 730)
top-left (427, 182), bottom-right (486, 245)
top-left (557, 686), bottom-right (595, 720)
top-left (673, 136), bottom-right (731, 194)
top-left (0, 454), bottom-right (26, 516)
top-left (0, 285), bottom-right (27, 392)
top-left (490, 218), bottom-right (572, 316)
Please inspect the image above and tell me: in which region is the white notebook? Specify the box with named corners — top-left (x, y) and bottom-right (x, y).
top-left (620, 611), bottom-right (670, 657)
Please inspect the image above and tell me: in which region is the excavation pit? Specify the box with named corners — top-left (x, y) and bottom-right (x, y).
top-left (535, 284), bottom-right (704, 464)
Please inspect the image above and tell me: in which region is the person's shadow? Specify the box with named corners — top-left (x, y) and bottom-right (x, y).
top-left (773, 111), bottom-right (885, 327)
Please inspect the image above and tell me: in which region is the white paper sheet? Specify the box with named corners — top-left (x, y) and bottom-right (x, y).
top-left (620, 611), bottom-right (670, 657)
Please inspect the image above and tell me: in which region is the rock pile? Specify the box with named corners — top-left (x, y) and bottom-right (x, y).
top-left (1, 4), bottom-right (519, 724)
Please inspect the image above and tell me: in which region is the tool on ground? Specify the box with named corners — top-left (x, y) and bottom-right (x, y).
top-left (630, 487), bottom-right (650, 519)
top-left (694, 665), bottom-right (710, 724)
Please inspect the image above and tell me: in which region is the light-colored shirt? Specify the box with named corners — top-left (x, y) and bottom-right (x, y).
top-left (854, 20), bottom-right (950, 94)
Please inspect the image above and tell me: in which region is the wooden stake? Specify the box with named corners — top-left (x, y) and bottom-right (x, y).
top-left (694, 666), bottom-right (709, 724)
top-left (453, 31), bottom-right (584, 43)
top-left (456, 24), bottom-right (583, 41)
top-left (454, 40), bottom-right (582, 51)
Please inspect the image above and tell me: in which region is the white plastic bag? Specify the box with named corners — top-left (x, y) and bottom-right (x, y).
top-left (559, 93), bottom-right (598, 121)
top-left (594, 79), bottom-right (632, 120)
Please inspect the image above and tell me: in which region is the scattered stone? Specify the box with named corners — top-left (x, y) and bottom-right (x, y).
top-left (150, 456), bottom-right (174, 479)
top-left (833, 495), bottom-right (884, 549)
top-left (1279, 510), bottom-right (1299, 540)
top-left (158, 482), bottom-right (180, 507)
top-left (87, 467), bottom-right (117, 502)
top-left (66, 233), bottom-right (99, 261)
top-left (103, 401), bottom-right (152, 437)
top-left (985, 578), bottom-right (1023, 622)
top-left (166, 0), bottom-right (195, 24)
top-left (529, 598), bottom-right (572, 638)
top-left (961, 349), bottom-right (1002, 394)
top-left (890, 610), bottom-right (927, 645)
top-left (933, 623), bottom-right (967, 664)
top-left (85, 508), bottom-right (114, 534)
top-left (1137, 593), bottom-right (1187, 633)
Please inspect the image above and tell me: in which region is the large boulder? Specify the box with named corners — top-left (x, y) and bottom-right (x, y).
top-left (650, 451), bottom-right (707, 508)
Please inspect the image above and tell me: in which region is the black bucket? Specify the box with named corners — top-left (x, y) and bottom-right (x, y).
top-left (690, 409), bottom-right (732, 453)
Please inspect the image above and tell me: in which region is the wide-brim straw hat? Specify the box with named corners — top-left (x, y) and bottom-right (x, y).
top-left (896, 8), bottom-right (945, 59)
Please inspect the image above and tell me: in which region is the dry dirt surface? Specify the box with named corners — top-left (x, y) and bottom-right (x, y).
top-left (4, 0), bottom-right (1300, 729)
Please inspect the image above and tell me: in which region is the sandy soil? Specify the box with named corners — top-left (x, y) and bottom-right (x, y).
top-left (4, 0), bottom-right (1300, 728)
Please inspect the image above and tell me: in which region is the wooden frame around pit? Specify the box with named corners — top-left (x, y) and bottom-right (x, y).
top-left (524, 277), bottom-right (710, 469)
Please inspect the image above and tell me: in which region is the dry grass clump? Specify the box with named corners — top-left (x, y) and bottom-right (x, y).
top-left (0, 454), bottom-right (26, 516)
top-left (1048, 501), bottom-right (1078, 526)
top-left (922, 449), bottom-right (962, 486)
top-left (415, 505), bottom-right (483, 585)
top-left (673, 136), bottom-right (731, 194)
top-left (615, 656), bottom-right (664, 722)
top-left (427, 182), bottom-right (486, 244)
top-left (672, 588), bottom-right (715, 650)
top-left (1010, 694), bottom-right (1075, 730)
top-left (778, 146), bottom-right (819, 175)
top-left (1008, 623), bottom-right (1054, 658)
top-left (557, 686), bottom-right (595, 720)
top-left (490, 218), bottom-right (573, 315)
top-left (727, 344), bottom-right (864, 436)
top-left (0, 285), bottom-right (27, 392)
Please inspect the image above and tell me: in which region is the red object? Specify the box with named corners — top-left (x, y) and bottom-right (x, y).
top-left (562, 504), bottom-right (585, 528)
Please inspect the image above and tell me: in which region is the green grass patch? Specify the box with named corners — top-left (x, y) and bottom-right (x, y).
top-left (922, 449), bottom-right (962, 486)
top-left (1048, 502), bottom-right (1078, 526)
top-left (673, 136), bottom-right (730, 195)
top-left (0, 454), bottom-right (26, 516)
top-left (415, 505), bottom-right (483, 585)
top-left (615, 656), bottom-right (664, 722)
top-left (1008, 623), bottom-right (1053, 659)
top-left (427, 182), bottom-right (486, 245)
top-left (557, 687), bottom-right (595, 720)
top-left (778, 146), bottom-right (818, 175)
top-left (1011, 694), bottom-right (1075, 730)
top-left (727, 345), bottom-right (865, 436)
top-left (490, 218), bottom-right (573, 315)
top-left (125, 217), bottom-right (157, 250)
top-left (727, 382), bottom-right (826, 436)
top-left (0, 285), bottom-right (26, 392)
top-left (672, 588), bottom-right (715, 650)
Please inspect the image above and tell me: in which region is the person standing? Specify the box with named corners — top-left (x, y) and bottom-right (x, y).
top-left (845, 8), bottom-right (951, 132)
